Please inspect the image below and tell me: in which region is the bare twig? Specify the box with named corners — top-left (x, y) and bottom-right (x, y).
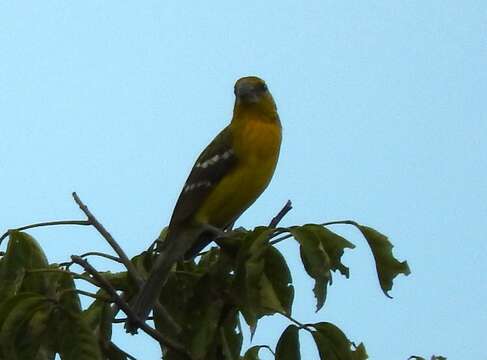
top-left (70, 256), bottom-right (188, 355)
top-left (270, 227), bottom-right (289, 237)
top-left (269, 233), bottom-right (293, 246)
top-left (72, 192), bottom-right (143, 285)
top-left (58, 288), bottom-right (111, 301)
top-left (277, 311), bottom-right (313, 332)
top-left (59, 251), bottom-right (123, 269)
top-left (269, 200), bottom-right (293, 228)
top-left (113, 316), bottom-right (154, 323)
top-left (72, 192), bottom-right (181, 335)
top-left (108, 341), bottom-right (137, 360)
top-left (80, 251), bottom-right (123, 263)
top-left (269, 219), bottom-right (360, 246)
top-left (26, 268), bottom-right (101, 287)
top-left (58, 261), bottom-right (74, 269)
top-left (0, 220), bottom-right (90, 245)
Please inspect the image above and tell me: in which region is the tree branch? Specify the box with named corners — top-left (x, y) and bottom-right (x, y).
top-left (113, 316), bottom-right (154, 323)
top-left (0, 220), bottom-right (90, 245)
top-left (269, 219), bottom-right (360, 246)
top-left (81, 251), bottom-right (123, 263)
top-left (108, 341), bottom-right (137, 360)
top-left (26, 268), bottom-right (101, 287)
top-left (71, 192), bottom-right (181, 334)
top-left (269, 200), bottom-right (293, 228)
top-left (72, 192), bottom-right (143, 285)
top-left (277, 311), bottom-right (313, 332)
top-left (59, 251), bottom-right (123, 269)
top-left (70, 256), bottom-right (188, 355)
top-left (59, 288), bottom-right (111, 301)
top-left (269, 233), bottom-right (293, 246)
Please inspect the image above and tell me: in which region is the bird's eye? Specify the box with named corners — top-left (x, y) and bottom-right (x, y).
top-left (259, 83), bottom-right (268, 92)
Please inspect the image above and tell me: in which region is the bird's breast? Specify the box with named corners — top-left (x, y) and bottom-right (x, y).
top-left (195, 117), bottom-right (281, 227)
top-left (234, 117), bottom-right (282, 162)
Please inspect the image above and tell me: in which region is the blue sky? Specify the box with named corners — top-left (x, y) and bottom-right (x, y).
top-left (1, 1), bottom-right (486, 359)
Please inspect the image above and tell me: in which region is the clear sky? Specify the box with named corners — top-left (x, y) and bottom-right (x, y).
top-left (1, 1), bottom-right (486, 359)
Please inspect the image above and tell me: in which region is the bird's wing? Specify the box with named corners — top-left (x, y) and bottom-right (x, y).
top-left (127, 128), bottom-right (238, 333)
top-left (168, 125), bottom-right (238, 227)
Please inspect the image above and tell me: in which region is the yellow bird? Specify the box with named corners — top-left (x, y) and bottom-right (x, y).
top-left (128, 76), bottom-right (282, 331)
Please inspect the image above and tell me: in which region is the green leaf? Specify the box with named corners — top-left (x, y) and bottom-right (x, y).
top-left (166, 254), bottom-right (231, 360)
top-left (83, 299), bottom-right (105, 330)
top-left (98, 301), bottom-right (114, 345)
top-left (242, 345), bottom-right (275, 360)
top-left (302, 224), bottom-right (355, 277)
top-left (242, 346), bottom-right (273, 360)
top-left (57, 272), bottom-right (81, 314)
top-left (83, 297), bottom-right (113, 348)
top-left (97, 271), bottom-right (130, 291)
top-left (131, 251), bottom-right (156, 280)
top-left (258, 273), bottom-right (285, 314)
top-left (219, 310), bottom-right (243, 360)
top-left (53, 271), bottom-right (102, 359)
top-left (0, 231), bottom-right (49, 299)
top-left (289, 226), bottom-right (331, 311)
top-left (260, 247), bottom-right (294, 316)
top-left (25, 303), bottom-right (56, 360)
top-left (185, 275), bottom-right (225, 360)
top-left (242, 346), bottom-right (262, 360)
top-left (188, 300), bottom-right (224, 360)
top-left (311, 322), bottom-right (367, 360)
top-left (164, 351), bottom-right (192, 360)
top-left (234, 227), bottom-right (274, 333)
top-left (0, 293), bottom-right (52, 360)
top-left (197, 246), bottom-right (222, 271)
top-left (155, 263), bottom-right (199, 337)
top-left (58, 311), bottom-right (103, 360)
top-left (275, 325), bottom-right (301, 360)
top-left (0, 292), bottom-right (37, 330)
top-left (234, 227), bottom-right (294, 326)
top-left (357, 225), bottom-right (410, 297)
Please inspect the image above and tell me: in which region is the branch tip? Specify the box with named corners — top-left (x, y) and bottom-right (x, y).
top-left (269, 200), bottom-right (293, 228)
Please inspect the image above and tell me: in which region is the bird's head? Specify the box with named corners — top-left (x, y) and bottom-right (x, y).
top-left (234, 76), bottom-right (276, 109)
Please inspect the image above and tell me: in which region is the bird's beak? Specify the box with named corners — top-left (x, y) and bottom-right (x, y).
top-left (236, 84), bottom-right (260, 103)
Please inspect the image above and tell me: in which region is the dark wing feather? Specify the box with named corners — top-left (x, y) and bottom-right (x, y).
top-left (168, 125), bottom-right (237, 228)
top-left (128, 130), bottom-right (236, 330)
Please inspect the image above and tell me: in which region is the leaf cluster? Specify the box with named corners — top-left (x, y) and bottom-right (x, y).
top-left (0, 231), bottom-right (106, 359)
top-left (0, 220), bottom-right (410, 359)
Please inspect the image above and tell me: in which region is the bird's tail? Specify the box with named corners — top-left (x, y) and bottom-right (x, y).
top-left (125, 227), bottom-right (200, 334)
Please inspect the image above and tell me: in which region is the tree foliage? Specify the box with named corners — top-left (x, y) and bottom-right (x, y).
top-left (0, 197), bottom-right (432, 359)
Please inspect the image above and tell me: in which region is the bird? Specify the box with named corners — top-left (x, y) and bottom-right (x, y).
top-left (126, 76), bottom-right (282, 333)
